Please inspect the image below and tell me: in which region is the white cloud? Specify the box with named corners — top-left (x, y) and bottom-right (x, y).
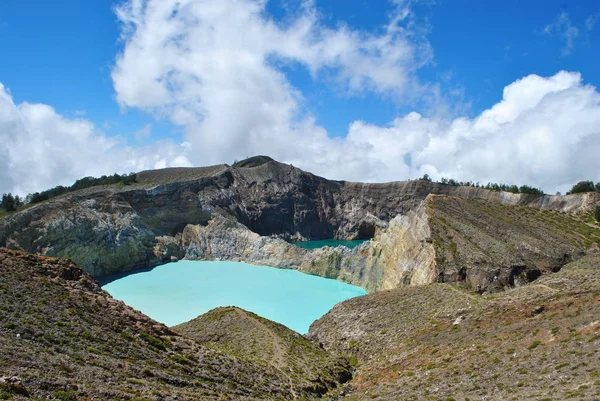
top-left (3, 2), bottom-right (600, 198)
top-left (111, 0), bottom-right (432, 165)
top-left (586, 13), bottom-right (600, 31)
top-left (0, 83), bottom-right (192, 196)
top-left (110, 0), bottom-right (600, 194)
top-left (134, 123), bottom-right (152, 142)
top-left (544, 12), bottom-right (579, 56)
top-left (344, 71), bottom-right (600, 193)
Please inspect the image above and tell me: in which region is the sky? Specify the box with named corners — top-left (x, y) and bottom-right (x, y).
top-left (0, 0), bottom-right (599, 196)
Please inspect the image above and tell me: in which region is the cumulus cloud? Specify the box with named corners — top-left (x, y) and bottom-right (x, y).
top-left (586, 13), bottom-right (600, 31)
top-left (112, 0), bottom-right (431, 165)
top-left (0, 83), bottom-right (192, 196)
top-left (110, 0), bottom-right (600, 194)
top-left (345, 72), bottom-right (600, 193)
top-left (544, 12), bottom-right (579, 55)
top-left (3, 1), bottom-right (600, 197)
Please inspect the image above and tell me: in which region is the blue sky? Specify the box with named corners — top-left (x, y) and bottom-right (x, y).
top-left (0, 1), bottom-right (181, 142)
top-left (1, 0), bottom-right (599, 195)
top-left (1, 0), bottom-right (598, 139)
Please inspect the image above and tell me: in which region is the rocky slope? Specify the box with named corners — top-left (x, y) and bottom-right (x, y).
top-left (174, 307), bottom-right (351, 396)
top-left (308, 250), bottom-right (600, 400)
top-left (300, 194), bottom-right (600, 292)
top-left (3, 246), bottom-right (598, 400)
top-left (0, 248), bottom-right (350, 400)
top-left (1, 156), bottom-right (598, 292)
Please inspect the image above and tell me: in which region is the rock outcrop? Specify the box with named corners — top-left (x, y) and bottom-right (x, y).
top-left (297, 203), bottom-right (437, 291)
top-left (302, 194), bottom-right (599, 292)
top-left (1, 157), bottom-right (598, 292)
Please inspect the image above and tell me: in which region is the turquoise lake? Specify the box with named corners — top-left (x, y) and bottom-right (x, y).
top-left (293, 239), bottom-right (366, 250)
top-left (101, 260), bottom-right (367, 334)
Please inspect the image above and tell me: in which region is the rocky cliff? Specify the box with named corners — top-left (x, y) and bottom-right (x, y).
top-left (300, 194), bottom-right (600, 292)
top-left (1, 156), bottom-right (598, 292)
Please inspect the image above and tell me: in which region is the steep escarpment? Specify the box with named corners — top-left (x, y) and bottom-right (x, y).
top-left (0, 158), bottom-right (598, 285)
top-left (308, 252), bottom-right (600, 400)
top-left (426, 195), bottom-right (599, 291)
top-left (155, 194), bottom-right (600, 293)
top-left (298, 203), bottom-right (436, 291)
top-left (0, 249), bottom-right (350, 400)
top-left (297, 194), bottom-right (600, 292)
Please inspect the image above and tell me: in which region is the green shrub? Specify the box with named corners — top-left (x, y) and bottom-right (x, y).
top-left (347, 355), bottom-right (358, 367)
top-left (53, 390), bottom-right (77, 401)
top-left (568, 181), bottom-right (595, 194)
top-left (139, 332), bottom-right (171, 351)
top-left (595, 205), bottom-right (600, 223)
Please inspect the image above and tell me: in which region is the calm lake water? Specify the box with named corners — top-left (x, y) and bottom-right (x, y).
top-left (293, 239), bottom-right (366, 250)
top-left (101, 260), bottom-right (366, 334)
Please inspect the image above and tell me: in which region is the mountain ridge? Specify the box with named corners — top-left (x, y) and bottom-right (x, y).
top-left (1, 157), bottom-right (598, 292)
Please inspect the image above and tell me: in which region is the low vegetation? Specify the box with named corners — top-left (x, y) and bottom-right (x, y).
top-left (418, 174), bottom-right (545, 195)
top-left (567, 180), bottom-right (600, 194)
top-left (26, 173), bottom-right (137, 204)
top-left (0, 193), bottom-right (23, 212)
top-left (174, 306), bottom-right (351, 395)
top-left (310, 252), bottom-right (600, 400)
top-left (0, 173), bottom-right (136, 214)
top-left (0, 249), bottom-right (350, 400)
top-left (419, 175), bottom-right (600, 196)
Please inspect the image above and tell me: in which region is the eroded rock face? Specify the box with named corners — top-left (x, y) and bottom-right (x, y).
top-left (154, 194), bottom-right (599, 293)
top-left (177, 216), bottom-right (310, 269)
top-left (1, 159), bottom-right (598, 292)
top-left (296, 204), bottom-right (437, 291)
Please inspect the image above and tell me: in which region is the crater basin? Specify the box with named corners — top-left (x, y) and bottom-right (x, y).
top-left (101, 260), bottom-right (367, 334)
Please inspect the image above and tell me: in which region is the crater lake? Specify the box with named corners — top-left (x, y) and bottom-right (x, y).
top-left (101, 260), bottom-right (367, 333)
